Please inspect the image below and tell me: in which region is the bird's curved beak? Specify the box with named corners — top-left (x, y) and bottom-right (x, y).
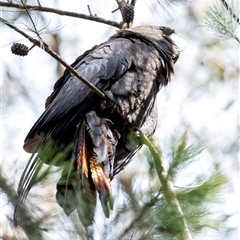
top-left (170, 33), bottom-right (186, 52)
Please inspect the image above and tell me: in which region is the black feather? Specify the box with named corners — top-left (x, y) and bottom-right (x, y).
top-left (15, 25), bottom-right (184, 226)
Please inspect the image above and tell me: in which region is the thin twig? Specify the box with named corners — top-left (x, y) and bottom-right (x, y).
top-left (112, 7), bottom-right (119, 13)
top-left (20, 0), bottom-right (43, 42)
top-left (36, 0), bottom-right (41, 7)
top-left (0, 17), bottom-right (106, 99)
top-left (87, 5), bottom-right (93, 16)
top-left (28, 44), bottom-right (36, 52)
top-left (232, 34), bottom-right (240, 43)
top-left (139, 131), bottom-right (192, 240)
top-left (0, 1), bottom-right (121, 28)
top-left (115, 0), bottom-right (127, 15)
top-left (219, 0), bottom-right (240, 25)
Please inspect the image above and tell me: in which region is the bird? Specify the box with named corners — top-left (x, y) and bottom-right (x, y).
top-left (15, 25), bottom-right (185, 226)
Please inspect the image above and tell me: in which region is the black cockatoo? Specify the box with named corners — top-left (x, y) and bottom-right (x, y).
top-left (16, 26), bottom-right (185, 226)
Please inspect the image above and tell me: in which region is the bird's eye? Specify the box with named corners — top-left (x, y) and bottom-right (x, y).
top-left (159, 26), bottom-right (164, 31)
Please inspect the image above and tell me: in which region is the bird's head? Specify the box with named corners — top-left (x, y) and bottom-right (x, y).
top-left (115, 25), bottom-right (185, 66)
top-left (125, 25), bottom-right (185, 59)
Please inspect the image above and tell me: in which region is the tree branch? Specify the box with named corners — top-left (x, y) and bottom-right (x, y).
top-left (0, 17), bottom-right (106, 99)
top-left (20, 0), bottom-right (42, 41)
top-left (0, 1), bottom-right (121, 28)
top-left (139, 131), bottom-right (193, 240)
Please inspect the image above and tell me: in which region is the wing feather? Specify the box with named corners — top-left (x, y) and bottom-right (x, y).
top-left (24, 38), bottom-right (134, 153)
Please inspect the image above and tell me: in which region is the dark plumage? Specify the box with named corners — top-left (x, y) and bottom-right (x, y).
top-left (16, 26), bottom-right (185, 226)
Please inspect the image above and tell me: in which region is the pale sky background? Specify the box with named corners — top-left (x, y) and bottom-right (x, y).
top-left (1, 0), bottom-right (239, 239)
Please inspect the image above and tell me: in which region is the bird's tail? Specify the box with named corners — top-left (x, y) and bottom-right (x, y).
top-left (13, 134), bottom-right (72, 226)
top-left (56, 111), bottom-right (118, 226)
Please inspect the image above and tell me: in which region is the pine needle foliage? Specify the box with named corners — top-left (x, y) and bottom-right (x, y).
top-left (104, 133), bottom-right (227, 240)
top-left (0, 1), bottom-right (236, 239)
top-left (0, 132), bottom-right (228, 239)
top-left (205, 0), bottom-right (239, 43)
